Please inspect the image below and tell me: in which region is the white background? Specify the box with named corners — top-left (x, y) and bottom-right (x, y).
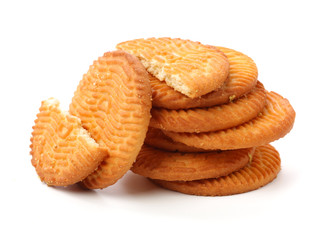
top-left (1, 0), bottom-right (329, 239)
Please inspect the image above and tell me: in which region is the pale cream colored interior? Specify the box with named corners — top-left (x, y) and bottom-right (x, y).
top-left (44, 98), bottom-right (99, 147)
top-left (139, 58), bottom-right (191, 97)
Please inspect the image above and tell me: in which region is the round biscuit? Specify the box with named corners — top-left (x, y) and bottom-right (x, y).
top-left (117, 38), bottom-right (230, 98)
top-left (151, 144), bottom-right (281, 196)
top-left (69, 50), bottom-right (152, 189)
top-left (163, 91), bottom-right (295, 150)
top-left (149, 46), bottom-right (258, 109)
top-left (132, 145), bottom-right (255, 181)
top-left (150, 81), bottom-right (266, 133)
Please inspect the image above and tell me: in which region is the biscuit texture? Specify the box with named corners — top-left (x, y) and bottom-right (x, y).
top-left (150, 81), bottom-right (266, 133)
top-left (117, 38), bottom-right (229, 98)
top-left (30, 98), bottom-right (108, 186)
top-left (151, 144), bottom-right (280, 196)
top-left (149, 46), bottom-right (258, 109)
top-left (163, 91), bottom-right (295, 150)
top-left (132, 145), bottom-right (255, 181)
top-left (145, 127), bottom-right (208, 152)
top-left (70, 50), bottom-right (152, 189)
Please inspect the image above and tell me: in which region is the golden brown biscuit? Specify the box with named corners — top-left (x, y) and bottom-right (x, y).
top-left (70, 50), bottom-right (152, 189)
top-left (117, 38), bottom-right (230, 98)
top-left (150, 46), bottom-right (258, 109)
top-left (163, 91), bottom-right (295, 150)
top-left (145, 127), bottom-right (208, 152)
top-left (132, 145), bottom-right (255, 181)
top-left (30, 98), bottom-right (108, 186)
top-left (150, 81), bottom-right (266, 133)
top-left (151, 144), bottom-right (280, 196)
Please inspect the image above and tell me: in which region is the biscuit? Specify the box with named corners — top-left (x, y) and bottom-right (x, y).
top-left (163, 91), bottom-right (295, 150)
top-left (145, 127), bottom-right (208, 152)
top-left (151, 144), bottom-right (280, 196)
top-left (69, 50), bottom-right (152, 189)
top-left (150, 46), bottom-right (258, 109)
top-left (150, 81), bottom-right (266, 133)
top-left (117, 38), bottom-right (230, 98)
top-left (30, 98), bottom-right (108, 186)
top-left (132, 145), bottom-right (255, 181)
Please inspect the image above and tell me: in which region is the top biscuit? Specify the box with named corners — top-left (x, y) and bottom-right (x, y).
top-left (117, 38), bottom-right (230, 98)
top-left (149, 46), bottom-right (258, 109)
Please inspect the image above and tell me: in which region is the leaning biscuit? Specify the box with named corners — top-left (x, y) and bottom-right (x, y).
top-left (150, 81), bottom-right (266, 133)
top-left (151, 144), bottom-right (280, 196)
top-left (30, 98), bottom-right (108, 186)
top-left (132, 145), bottom-right (255, 181)
top-left (149, 46), bottom-right (258, 109)
top-left (117, 37), bottom-right (230, 98)
top-left (70, 50), bottom-right (152, 189)
top-left (163, 91), bottom-right (295, 150)
top-left (145, 127), bottom-right (208, 153)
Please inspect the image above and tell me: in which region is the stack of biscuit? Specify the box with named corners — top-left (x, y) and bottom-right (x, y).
top-left (30, 38), bottom-right (295, 196)
top-left (117, 38), bottom-right (295, 196)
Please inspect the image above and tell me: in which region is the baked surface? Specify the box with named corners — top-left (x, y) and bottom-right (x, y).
top-left (151, 144), bottom-right (280, 196)
top-left (30, 98), bottom-right (108, 186)
top-left (150, 81), bottom-right (266, 133)
top-left (145, 127), bottom-right (208, 152)
top-left (132, 145), bottom-right (255, 181)
top-left (70, 50), bottom-right (152, 189)
top-left (163, 91), bottom-right (296, 150)
top-left (117, 38), bottom-right (230, 98)
top-left (149, 46), bottom-right (258, 109)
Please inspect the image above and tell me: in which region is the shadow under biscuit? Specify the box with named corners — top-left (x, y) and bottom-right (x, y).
top-left (97, 171), bottom-right (160, 196)
top-left (52, 183), bottom-right (98, 195)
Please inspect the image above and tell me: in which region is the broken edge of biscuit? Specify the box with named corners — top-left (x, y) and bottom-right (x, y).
top-left (117, 38), bottom-right (230, 98)
top-left (30, 98), bottom-right (108, 186)
top-left (42, 98), bottom-right (101, 148)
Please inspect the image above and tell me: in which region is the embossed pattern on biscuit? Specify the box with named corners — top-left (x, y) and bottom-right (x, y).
top-left (163, 91), bottom-right (295, 150)
top-left (117, 38), bottom-right (230, 98)
top-left (151, 144), bottom-right (280, 196)
top-left (145, 127), bottom-right (208, 152)
top-left (149, 46), bottom-right (258, 109)
top-left (30, 98), bottom-right (108, 186)
top-left (150, 81), bottom-right (266, 133)
top-left (70, 50), bottom-right (152, 189)
top-left (132, 145), bottom-right (255, 181)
